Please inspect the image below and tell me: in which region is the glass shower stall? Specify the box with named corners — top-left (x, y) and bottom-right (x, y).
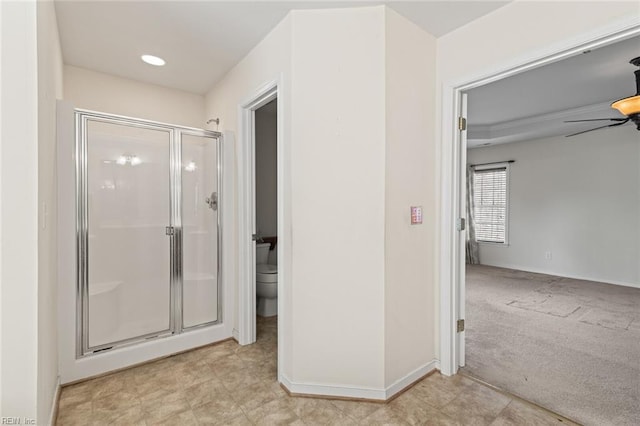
top-left (75, 110), bottom-right (222, 356)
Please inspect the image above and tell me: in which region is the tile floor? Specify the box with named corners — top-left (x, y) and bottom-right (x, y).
top-left (56, 316), bottom-right (575, 425)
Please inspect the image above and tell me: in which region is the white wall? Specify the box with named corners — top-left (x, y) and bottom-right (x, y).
top-left (64, 65), bottom-right (205, 128)
top-left (207, 5), bottom-right (441, 396)
top-left (384, 8), bottom-right (437, 386)
top-left (468, 125), bottom-right (639, 287)
top-left (0, 0), bottom-right (39, 420)
top-left (255, 104), bottom-right (278, 239)
top-left (291, 7), bottom-right (387, 390)
top-left (36, 1), bottom-right (64, 423)
top-left (436, 0), bottom-right (640, 371)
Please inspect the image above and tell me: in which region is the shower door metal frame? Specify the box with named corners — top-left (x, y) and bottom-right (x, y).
top-left (75, 109), bottom-right (223, 358)
top-left (177, 128), bottom-right (224, 333)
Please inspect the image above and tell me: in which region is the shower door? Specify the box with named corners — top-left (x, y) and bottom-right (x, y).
top-left (77, 110), bottom-right (221, 356)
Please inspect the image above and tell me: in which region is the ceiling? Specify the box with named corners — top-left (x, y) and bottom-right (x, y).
top-left (54, 1), bottom-right (510, 94)
top-left (467, 35), bottom-right (640, 147)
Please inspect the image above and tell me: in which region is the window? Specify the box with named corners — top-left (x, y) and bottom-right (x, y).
top-left (472, 164), bottom-right (509, 244)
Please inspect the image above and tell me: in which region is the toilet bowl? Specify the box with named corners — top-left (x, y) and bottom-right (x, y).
top-left (256, 243), bottom-right (278, 317)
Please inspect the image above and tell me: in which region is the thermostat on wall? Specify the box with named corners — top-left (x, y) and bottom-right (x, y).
top-left (411, 206), bottom-right (423, 225)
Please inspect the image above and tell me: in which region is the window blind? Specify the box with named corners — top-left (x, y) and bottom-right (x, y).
top-left (473, 167), bottom-right (507, 243)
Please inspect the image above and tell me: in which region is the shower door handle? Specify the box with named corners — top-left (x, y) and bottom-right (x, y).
top-left (205, 192), bottom-right (218, 211)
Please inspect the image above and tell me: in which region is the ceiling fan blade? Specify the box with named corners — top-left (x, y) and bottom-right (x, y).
top-left (564, 118), bottom-right (628, 123)
top-left (565, 119), bottom-right (629, 138)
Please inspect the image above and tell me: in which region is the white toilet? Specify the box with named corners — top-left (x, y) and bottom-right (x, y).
top-left (256, 242), bottom-right (277, 317)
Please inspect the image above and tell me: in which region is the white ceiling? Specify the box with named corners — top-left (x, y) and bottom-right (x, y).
top-left (467, 35), bottom-right (640, 147)
top-left (54, 1), bottom-right (510, 94)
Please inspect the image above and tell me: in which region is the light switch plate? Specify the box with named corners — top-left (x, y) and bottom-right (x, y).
top-left (411, 206), bottom-right (423, 225)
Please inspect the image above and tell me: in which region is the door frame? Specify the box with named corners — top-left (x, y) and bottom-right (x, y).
top-left (439, 22), bottom-right (640, 376)
top-left (237, 77), bottom-right (284, 359)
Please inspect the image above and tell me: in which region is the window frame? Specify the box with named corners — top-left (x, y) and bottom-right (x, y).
top-left (471, 162), bottom-right (510, 246)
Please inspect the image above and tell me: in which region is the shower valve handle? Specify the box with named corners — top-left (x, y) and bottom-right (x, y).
top-left (205, 192), bottom-right (218, 211)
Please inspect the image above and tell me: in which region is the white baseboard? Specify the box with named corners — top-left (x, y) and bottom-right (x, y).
top-left (384, 359), bottom-right (439, 399)
top-left (48, 376), bottom-right (61, 426)
top-left (280, 374), bottom-right (386, 400)
top-left (479, 262), bottom-right (640, 289)
top-left (232, 328), bottom-right (240, 342)
top-left (279, 359), bottom-right (439, 401)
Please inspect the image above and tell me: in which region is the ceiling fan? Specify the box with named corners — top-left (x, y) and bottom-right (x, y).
top-left (565, 56), bottom-right (640, 137)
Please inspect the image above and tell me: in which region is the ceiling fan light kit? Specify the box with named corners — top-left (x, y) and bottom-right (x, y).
top-left (565, 56), bottom-right (640, 137)
top-left (611, 56), bottom-right (640, 129)
top-left (611, 95), bottom-right (640, 117)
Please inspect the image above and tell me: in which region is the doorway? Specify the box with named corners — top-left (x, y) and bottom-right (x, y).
top-left (441, 24), bottom-right (640, 426)
top-left (237, 80), bottom-right (284, 388)
top-left (440, 25), bottom-right (640, 375)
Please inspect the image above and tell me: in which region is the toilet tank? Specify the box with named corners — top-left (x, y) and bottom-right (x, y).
top-left (256, 243), bottom-right (270, 264)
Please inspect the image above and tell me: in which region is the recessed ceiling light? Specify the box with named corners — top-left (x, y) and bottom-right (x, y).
top-left (141, 54), bottom-right (166, 66)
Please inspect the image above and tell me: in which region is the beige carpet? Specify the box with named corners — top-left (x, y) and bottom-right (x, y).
top-left (463, 265), bottom-right (640, 426)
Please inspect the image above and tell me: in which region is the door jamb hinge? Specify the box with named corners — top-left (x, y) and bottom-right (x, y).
top-left (457, 319), bottom-right (465, 333)
top-left (456, 217), bottom-right (466, 231)
top-left (458, 116), bottom-right (467, 131)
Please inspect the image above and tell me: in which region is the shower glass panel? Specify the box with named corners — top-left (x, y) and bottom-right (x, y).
top-left (85, 119), bottom-right (172, 349)
top-left (181, 133), bottom-right (219, 328)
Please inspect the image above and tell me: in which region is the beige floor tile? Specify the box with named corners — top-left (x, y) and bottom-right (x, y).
top-left (56, 401), bottom-right (93, 426)
top-left (218, 367), bottom-right (264, 392)
top-left (88, 371), bottom-right (133, 400)
top-left (264, 378), bottom-right (289, 398)
top-left (191, 394), bottom-right (245, 425)
top-left (407, 373), bottom-right (475, 409)
top-left (290, 397), bottom-right (359, 425)
top-left (255, 337), bottom-right (278, 351)
top-left (147, 408), bottom-right (198, 426)
top-left (490, 399), bottom-right (578, 426)
top-left (224, 413), bottom-right (254, 425)
top-left (248, 362), bottom-right (278, 382)
top-left (418, 410), bottom-right (463, 426)
top-left (330, 399), bottom-right (383, 420)
top-left (245, 397), bottom-right (300, 425)
top-left (92, 390), bottom-right (140, 418)
top-left (56, 317), bottom-right (570, 426)
top-left (362, 404), bottom-right (411, 426)
top-left (58, 383), bottom-right (93, 410)
top-left (92, 404), bottom-right (146, 426)
top-left (208, 354), bottom-right (248, 376)
top-left (235, 340), bottom-right (268, 357)
top-left (183, 377), bottom-right (228, 409)
top-left (140, 390), bottom-right (191, 424)
top-left (439, 383), bottom-right (512, 426)
top-left (175, 359), bottom-right (217, 389)
top-left (136, 358), bottom-right (175, 376)
top-left (387, 393), bottom-right (442, 426)
top-left (200, 340), bottom-right (239, 362)
top-left (228, 381), bottom-right (281, 412)
top-left (134, 370), bottom-right (183, 399)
